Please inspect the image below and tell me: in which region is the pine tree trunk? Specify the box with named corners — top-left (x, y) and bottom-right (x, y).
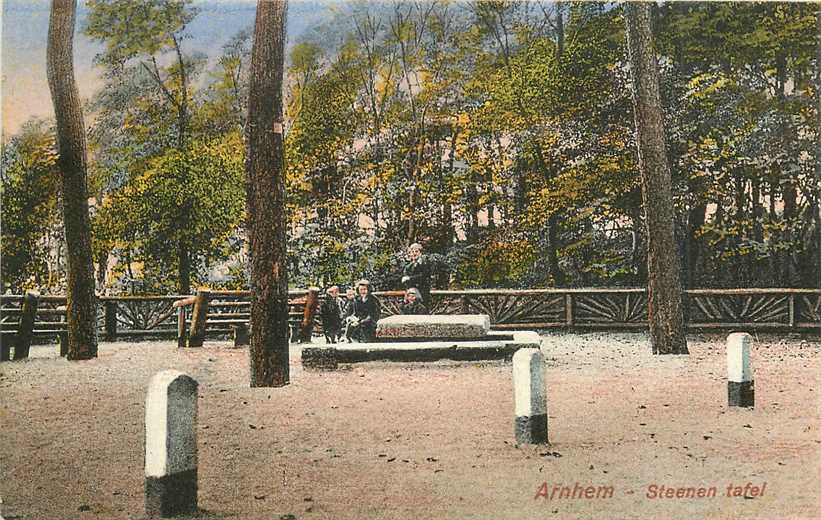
top-left (246, 0), bottom-right (289, 387)
top-left (813, 6), bottom-right (821, 288)
top-left (46, 0), bottom-right (97, 360)
top-left (624, 2), bottom-right (688, 355)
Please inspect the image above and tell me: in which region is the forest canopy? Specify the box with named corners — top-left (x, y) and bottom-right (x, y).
top-left (2, 1), bottom-right (819, 294)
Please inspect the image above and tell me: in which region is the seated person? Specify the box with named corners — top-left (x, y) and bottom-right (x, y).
top-left (344, 279), bottom-right (380, 342)
top-left (320, 285), bottom-right (344, 343)
top-left (400, 287), bottom-right (428, 315)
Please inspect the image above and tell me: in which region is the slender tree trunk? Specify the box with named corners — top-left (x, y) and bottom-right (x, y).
top-left (776, 54), bottom-right (799, 286)
top-left (438, 128), bottom-right (458, 250)
top-left (733, 175), bottom-right (747, 285)
top-left (711, 203), bottom-right (724, 286)
top-left (46, 0), bottom-right (97, 360)
top-left (685, 204), bottom-right (706, 288)
top-left (246, 0), bottom-right (289, 387)
top-left (177, 239), bottom-right (191, 295)
top-left (750, 177), bottom-right (765, 282)
top-left (624, 2), bottom-right (688, 355)
top-left (767, 180), bottom-right (779, 283)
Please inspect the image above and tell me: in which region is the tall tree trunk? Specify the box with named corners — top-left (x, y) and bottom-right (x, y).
top-left (631, 207), bottom-right (648, 284)
top-left (624, 2), bottom-right (688, 355)
top-left (246, 0), bottom-right (289, 387)
top-left (813, 6), bottom-right (821, 288)
top-left (46, 0), bottom-right (97, 360)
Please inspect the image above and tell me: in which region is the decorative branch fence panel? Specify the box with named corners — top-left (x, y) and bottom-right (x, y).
top-left (1, 288), bottom-right (819, 348)
top-left (376, 288), bottom-right (821, 331)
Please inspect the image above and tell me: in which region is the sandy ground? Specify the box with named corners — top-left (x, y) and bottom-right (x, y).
top-left (0, 332), bottom-right (819, 520)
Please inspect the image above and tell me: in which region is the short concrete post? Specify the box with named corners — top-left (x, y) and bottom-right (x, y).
top-left (145, 370), bottom-right (198, 517)
top-left (727, 332), bottom-right (754, 408)
top-left (513, 348), bottom-right (548, 444)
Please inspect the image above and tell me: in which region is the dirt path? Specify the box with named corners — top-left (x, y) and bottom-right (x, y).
top-left (1, 332), bottom-right (818, 519)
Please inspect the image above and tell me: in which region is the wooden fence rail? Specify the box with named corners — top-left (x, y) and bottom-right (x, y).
top-left (1, 288), bottom-right (819, 359)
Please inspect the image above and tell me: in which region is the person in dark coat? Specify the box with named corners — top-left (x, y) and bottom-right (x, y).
top-left (401, 243), bottom-right (433, 306)
top-left (346, 279), bottom-right (380, 342)
top-left (320, 285), bottom-right (344, 343)
top-left (400, 287), bottom-right (428, 315)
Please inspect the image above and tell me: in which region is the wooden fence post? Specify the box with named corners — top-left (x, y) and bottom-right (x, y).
top-left (187, 290), bottom-right (210, 348)
top-left (104, 300), bottom-right (118, 341)
top-left (299, 287), bottom-right (320, 343)
top-left (13, 290), bottom-right (40, 360)
top-left (565, 293), bottom-right (574, 327)
top-left (788, 294), bottom-right (795, 328)
top-left (177, 306), bottom-right (188, 348)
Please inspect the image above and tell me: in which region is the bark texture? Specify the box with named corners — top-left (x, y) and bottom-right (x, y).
top-left (246, 0), bottom-right (289, 387)
top-left (813, 7), bottom-right (821, 288)
top-left (624, 3), bottom-right (688, 355)
top-left (46, 0), bottom-right (98, 360)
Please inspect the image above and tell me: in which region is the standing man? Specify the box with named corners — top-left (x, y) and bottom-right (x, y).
top-left (401, 243), bottom-right (433, 307)
top-left (320, 285), bottom-right (344, 343)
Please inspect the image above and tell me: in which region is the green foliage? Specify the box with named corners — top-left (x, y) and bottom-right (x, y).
top-left (93, 132), bottom-right (246, 292)
top-left (85, 0), bottom-right (198, 68)
top-left (8, 1), bottom-right (813, 296)
top-left (1, 121), bottom-right (61, 291)
top-left (453, 233), bottom-right (538, 288)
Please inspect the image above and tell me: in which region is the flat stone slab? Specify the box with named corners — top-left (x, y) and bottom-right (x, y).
top-left (303, 331), bottom-right (541, 369)
top-left (375, 314), bottom-right (490, 340)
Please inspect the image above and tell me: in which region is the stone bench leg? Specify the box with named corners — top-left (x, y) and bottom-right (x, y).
top-left (59, 331), bottom-right (69, 357)
top-left (232, 324), bottom-right (249, 347)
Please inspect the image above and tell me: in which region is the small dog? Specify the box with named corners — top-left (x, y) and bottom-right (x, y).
top-left (343, 315), bottom-right (360, 342)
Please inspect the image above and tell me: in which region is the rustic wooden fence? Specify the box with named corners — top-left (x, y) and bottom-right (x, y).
top-left (2, 288), bottom-right (819, 357)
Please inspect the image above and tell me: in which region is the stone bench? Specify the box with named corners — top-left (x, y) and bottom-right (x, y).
top-left (303, 331), bottom-right (541, 369)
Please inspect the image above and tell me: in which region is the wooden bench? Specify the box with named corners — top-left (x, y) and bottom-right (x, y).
top-left (1, 292), bottom-right (69, 360)
top-left (174, 288), bottom-right (321, 348)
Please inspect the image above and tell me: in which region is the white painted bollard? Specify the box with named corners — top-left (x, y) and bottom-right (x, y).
top-left (145, 370), bottom-right (199, 517)
top-left (513, 348), bottom-right (548, 444)
top-left (727, 333), bottom-right (754, 408)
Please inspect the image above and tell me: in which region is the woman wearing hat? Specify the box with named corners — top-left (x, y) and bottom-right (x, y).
top-left (400, 287), bottom-right (428, 315)
top-left (346, 279), bottom-right (381, 342)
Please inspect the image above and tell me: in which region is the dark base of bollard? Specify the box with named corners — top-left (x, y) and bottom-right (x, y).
top-left (728, 380), bottom-right (754, 408)
top-left (145, 469), bottom-right (198, 518)
top-left (515, 414), bottom-right (548, 444)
